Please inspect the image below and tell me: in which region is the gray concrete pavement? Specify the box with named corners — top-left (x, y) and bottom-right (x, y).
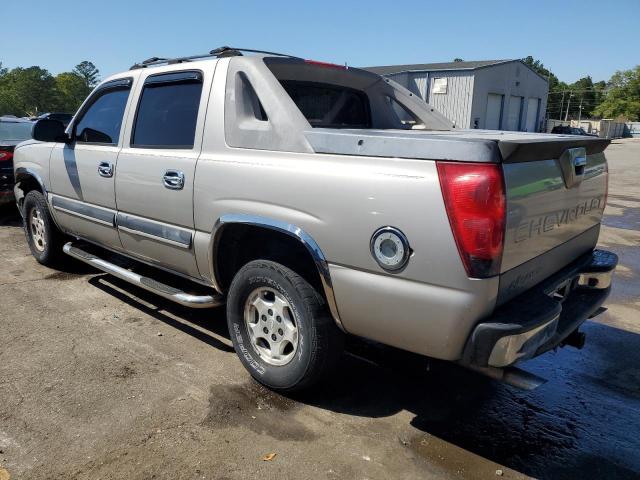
top-left (1, 139), bottom-right (639, 480)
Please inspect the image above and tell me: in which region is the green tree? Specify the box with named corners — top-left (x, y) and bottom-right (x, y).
top-left (453, 58), bottom-right (464, 62)
top-left (0, 66), bottom-right (58, 116)
top-left (522, 56), bottom-right (568, 119)
top-left (565, 76), bottom-right (605, 119)
top-left (593, 66), bottom-right (640, 121)
top-left (73, 61), bottom-right (100, 88)
top-left (0, 63), bottom-right (14, 115)
top-left (55, 72), bottom-right (91, 113)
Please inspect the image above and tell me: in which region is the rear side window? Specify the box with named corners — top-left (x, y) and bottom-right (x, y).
top-left (132, 71), bottom-right (203, 148)
top-left (280, 81), bottom-right (371, 129)
top-left (75, 84), bottom-right (131, 144)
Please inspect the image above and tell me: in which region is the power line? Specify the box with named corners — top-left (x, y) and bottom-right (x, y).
top-left (548, 88), bottom-right (607, 94)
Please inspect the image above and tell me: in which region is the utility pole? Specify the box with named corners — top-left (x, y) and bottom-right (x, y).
top-left (559, 90), bottom-right (565, 120)
top-left (564, 92), bottom-right (573, 121)
top-left (577, 96), bottom-right (583, 123)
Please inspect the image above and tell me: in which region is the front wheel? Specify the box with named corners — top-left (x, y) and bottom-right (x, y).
top-left (226, 260), bottom-right (344, 392)
top-left (23, 190), bottom-right (65, 266)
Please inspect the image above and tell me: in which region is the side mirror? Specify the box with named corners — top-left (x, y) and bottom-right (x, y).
top-left (32, 119), bottom-right (70, 143)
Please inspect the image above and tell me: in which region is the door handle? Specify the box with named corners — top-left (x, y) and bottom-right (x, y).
top-left (163, 170), bottom-right (185, 190)
top-left (573, 155), bottom-right (587, 176)
top-left (98, 162), bottom-right (114, 178)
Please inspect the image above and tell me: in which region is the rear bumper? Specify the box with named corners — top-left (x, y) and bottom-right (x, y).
top-left (462, 249), bottom-right (617, 368)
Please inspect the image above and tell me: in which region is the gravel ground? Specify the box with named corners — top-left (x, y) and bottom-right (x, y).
top-left (1, 139), bottom-right (639, 480)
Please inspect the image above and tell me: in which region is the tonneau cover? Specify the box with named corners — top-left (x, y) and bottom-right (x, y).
top-left (305, 128), bottom-right (609, 163)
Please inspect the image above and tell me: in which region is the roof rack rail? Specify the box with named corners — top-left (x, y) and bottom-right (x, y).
top-left (130, 46), bottom-right (302, 70)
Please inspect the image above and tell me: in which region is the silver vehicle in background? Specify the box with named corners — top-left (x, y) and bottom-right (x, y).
top-left (13, 47), bottom-right (616, 392)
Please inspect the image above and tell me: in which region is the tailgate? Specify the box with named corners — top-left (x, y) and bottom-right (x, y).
top-left (498, 136), bottom-right (610, 303)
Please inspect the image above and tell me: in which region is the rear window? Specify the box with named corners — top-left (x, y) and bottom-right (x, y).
top-left (280, 81), bottom-right (371, 129)
top-left (0, 121), bottom-right (32, 141)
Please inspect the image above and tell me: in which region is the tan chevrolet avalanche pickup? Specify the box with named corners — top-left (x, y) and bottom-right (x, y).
top-left (13, 47), bottom-right (617, 391)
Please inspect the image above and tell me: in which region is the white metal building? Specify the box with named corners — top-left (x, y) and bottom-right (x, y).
top-left (365, 60), bottom-right (549, 132)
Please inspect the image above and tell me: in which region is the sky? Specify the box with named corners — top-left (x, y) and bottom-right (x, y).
top-left (2, 0), bottom-right (638, 84)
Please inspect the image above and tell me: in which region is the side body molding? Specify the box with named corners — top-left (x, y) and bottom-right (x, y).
top-left (210, 213), bottom-right (345, 332)
top-left (52, 195), bottom-right (116, 227)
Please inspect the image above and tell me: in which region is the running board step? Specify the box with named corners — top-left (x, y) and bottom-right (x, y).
top-left (63, 242), bottom-right (224, 308)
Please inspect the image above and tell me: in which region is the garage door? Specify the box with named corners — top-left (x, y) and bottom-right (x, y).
top-left (506, 96), bottom-right (523, 131)
top-left (485, 94), bottom-right (503, 130)
top-left (525, 98), bottom-right (540, 132)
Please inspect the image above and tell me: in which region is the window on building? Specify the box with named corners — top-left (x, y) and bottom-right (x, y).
top-left (432, 78), bottom-right (448, 94)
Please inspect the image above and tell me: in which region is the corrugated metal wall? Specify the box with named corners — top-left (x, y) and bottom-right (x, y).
top-left (388, 71), bottom-right (473, 128)
top-left (385, 71), bottom-right (474, 127)
top-left (386, 71), bottom-right (474, 127)
top-left (384, 61), bottom-right (549, 131)
top-left (422, 72), bottom-right (474, 128)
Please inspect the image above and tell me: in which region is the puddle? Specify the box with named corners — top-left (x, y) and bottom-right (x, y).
top-left (203, 381), bottom-right (315, 441)
top-left (602, 204), bottom-right (640, 231)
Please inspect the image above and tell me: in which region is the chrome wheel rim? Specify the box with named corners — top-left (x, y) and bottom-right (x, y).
top-left (29, 207), bottom-right (46, 252)
top-left (243, 287), bottom-right (299, 366)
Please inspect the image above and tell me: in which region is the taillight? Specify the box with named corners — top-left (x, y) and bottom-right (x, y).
top-left (0, 151), bottom-right (13, 162)
top-left (304, 59), bottom-right (346, 70)
top-left (436, 161), bottom-right (505, 278)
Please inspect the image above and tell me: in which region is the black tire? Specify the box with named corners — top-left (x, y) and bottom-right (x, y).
top-left (22, 190), bottom-right (65, 266)
top-left (227, 260), bottom-right (344, 392)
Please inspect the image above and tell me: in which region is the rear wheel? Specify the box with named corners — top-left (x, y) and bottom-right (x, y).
top-left (226, 260), bottom-right (344, 392)
top-left (23, 190), bottom-right (65, 266)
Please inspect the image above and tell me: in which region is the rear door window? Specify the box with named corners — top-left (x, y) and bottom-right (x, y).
top-left (131, 71), bottom-right (203, 148)
top-left (280, 81), bottom-right (371, 128)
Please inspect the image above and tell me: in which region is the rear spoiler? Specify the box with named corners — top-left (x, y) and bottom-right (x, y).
top-left (499, 137), bottom-right (610, 163)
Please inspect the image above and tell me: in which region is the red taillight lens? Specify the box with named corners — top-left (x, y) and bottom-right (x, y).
top-left (437, 161), bottom-right (505, 278)
top-left (0, 151), bottom-right (13, 162)
top-left (304, 59), bottom-right (346, 70)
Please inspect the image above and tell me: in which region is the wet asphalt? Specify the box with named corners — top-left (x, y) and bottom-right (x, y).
top-left (0, 139), bottom-right (638, 479)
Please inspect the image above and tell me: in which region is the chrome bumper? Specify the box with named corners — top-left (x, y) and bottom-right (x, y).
top-left (462, 249), bottom-right (617, 368)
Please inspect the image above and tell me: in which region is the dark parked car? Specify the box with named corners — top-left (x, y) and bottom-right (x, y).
top-left (551, 125), bottom-right (598, 136)
top-left (36, 112), bottom-right (73, 127)
top-left (0, 116), bottom-right (34, 205)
